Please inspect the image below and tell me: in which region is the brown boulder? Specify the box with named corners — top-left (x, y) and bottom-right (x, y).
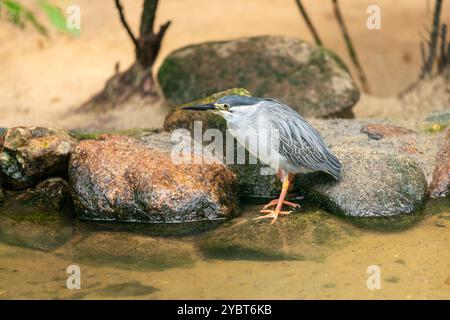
top-left (69, 134), bottom-right (238, 223)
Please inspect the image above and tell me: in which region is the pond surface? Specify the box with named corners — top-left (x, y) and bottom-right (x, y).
top-left (0, 198), bottom-right (449, 300)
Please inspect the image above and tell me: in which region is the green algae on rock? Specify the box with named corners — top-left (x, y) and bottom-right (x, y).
top-left (0, 127), bottom-right (78, 189)
top-left (198, 206), bottom-right (359, 261)
top-left (0, 177), bottom-right (73, 251)
top-left (65, 231), bottom-right (196, 271)
top-left (158, 36), bottom-right (359, 118)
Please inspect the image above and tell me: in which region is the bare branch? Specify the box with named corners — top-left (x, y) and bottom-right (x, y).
top-left (140, 0), bottom-right (159, 38)
top-left (420, 42), bottom-right (428, 75)
top-left (294, 0), bottom-right (323, 45)
top-left (157, 20), bottom-right (171, 40)
top-left (421, 0), bottom-right (443, 78)
top-left (114, 0), bottom-right (139, 50)
top-left (438, 24), bottom-right (447, 72)
top-left (331, 0), bottom-right (371, 93)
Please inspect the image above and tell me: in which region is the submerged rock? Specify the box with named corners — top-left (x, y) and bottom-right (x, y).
top-left (0, 177), bottom-right (73, 251)
top-left (0, 127), bottom-right (78, 189)
top-left (429, 129), bottom-right (449, 198)
top-left (158, 36), bottom-right (359, 118)
top-left (198, 205), bottom-right (359, 261)
top-left (66, 231), bottom-right (195, 270)
top-left (295, 145), bottom-right (428, 217)
top-left (69, 134), bottom-right (238, 223)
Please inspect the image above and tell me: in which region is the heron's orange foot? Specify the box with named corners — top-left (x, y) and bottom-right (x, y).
top-left (262, 199), bottom-right (300, 211)
top-left (254, 210), bottom-right (291, 224)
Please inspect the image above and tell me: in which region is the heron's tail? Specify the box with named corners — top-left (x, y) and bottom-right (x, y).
top-left (324, 152), bottom-right (342, 181)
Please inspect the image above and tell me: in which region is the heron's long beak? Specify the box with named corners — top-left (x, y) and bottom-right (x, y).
top-left (182, 103), bottom-right (216, 111)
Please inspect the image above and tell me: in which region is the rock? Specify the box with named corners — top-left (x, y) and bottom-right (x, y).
top-left (66, 231), bottom-right (195, 270)
top-left (158, 36), bottom-right (359, 118)
top-left (308, 118), bottom-right (443, 187)
top-left (198, 205), bottom-right (359, 261)
top-left (429, 129), bottom-right (449, 198)
top-left (294, 145), bottom-right (428, 217)
top-left (0, 127), bottom-right (78, 189)
top-left (361, 124), bottom-right (416, 140)
top-left (69, 134), bottom-right (238, 223)
top-left (0, 177), bottom-right (73, 251)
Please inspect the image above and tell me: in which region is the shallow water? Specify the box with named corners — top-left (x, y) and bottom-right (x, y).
top-left (0, 198), bottom-right (449, 300)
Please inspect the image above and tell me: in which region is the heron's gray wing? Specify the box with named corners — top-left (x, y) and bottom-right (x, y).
top-left (262, 100), bottom-right (341, 179)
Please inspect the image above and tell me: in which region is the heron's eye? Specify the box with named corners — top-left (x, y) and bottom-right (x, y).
top-left (223, 103), bottom-right (231, 109)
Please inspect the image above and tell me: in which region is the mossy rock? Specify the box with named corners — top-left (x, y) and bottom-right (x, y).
top-left (158, 36), bottom-right (359, 118)
top-left (198, 205), bottom-right (359, 261)
top-left (74, 217), bottom-right (227, 238)
top-left (65, 231), bottom-right (196, 271)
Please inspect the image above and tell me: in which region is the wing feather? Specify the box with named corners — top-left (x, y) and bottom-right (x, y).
top-left (259, 99), bottom-right (341, 179)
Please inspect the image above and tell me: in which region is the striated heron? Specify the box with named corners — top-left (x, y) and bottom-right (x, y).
top-left (183, 95), bottom-right (341, 224)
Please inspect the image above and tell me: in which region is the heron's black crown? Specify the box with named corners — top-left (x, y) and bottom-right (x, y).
top-left (216, 95), bottom-right (261, 107)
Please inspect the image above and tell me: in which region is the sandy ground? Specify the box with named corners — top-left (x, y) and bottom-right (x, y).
top-left (0, 0), bottom-right (449, 129)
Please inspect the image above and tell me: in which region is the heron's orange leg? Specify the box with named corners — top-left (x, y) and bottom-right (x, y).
top-left (255, 173), bottom-right (297, 224)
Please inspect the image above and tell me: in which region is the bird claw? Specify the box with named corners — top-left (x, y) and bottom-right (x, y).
top-left (262, 199), bottom-right (300, 210)
top-left (254, 210), bottom-right (292, 224)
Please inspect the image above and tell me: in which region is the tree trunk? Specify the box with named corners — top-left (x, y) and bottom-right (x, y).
top-left (79, 0), bottom-right (170, 112)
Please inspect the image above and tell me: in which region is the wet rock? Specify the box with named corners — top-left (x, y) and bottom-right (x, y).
top-left (308, 118), bottom-right (443, 187)
top-left (429, 129), bottom-right (449, 198)
top-left (0, 127), bottom-right (78, 189)
top-left (0, 177), bottom-right (73, 251)
top-left (198, 206), bottom-right (359, 261)
top-left (158, 36), bottom-right (359, 118)
top-left (66, 231), bottom-right (195, 270)
top-left (361, 124), bottom-right (416, 140)
top-left (69, 134), bottom-right (238, 223)
top-left (295, 145), bottom-right (428, 217)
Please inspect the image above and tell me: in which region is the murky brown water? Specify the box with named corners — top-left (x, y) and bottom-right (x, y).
top-left (0, 198), bottom-right (449, 300)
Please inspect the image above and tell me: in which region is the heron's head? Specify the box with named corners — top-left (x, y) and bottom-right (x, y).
top-left (182, 95), bottom-right (260, 121)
